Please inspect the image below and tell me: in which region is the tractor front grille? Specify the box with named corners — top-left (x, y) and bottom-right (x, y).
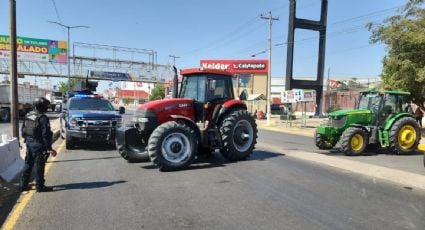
top-left (328, 116), bottom-right (346, 128)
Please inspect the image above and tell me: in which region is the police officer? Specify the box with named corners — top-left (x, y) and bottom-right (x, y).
top-left (21, 97), bottom-right (57, 192)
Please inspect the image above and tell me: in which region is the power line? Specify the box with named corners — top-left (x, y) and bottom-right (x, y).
top-left (182, 17), bottom-right (261, 56)
top-left (329, 4), bottom-right (403, 27)
top-left (168, 55), bottom-right (180, 66)
top-left (50, 0), bottom-right (62, 23)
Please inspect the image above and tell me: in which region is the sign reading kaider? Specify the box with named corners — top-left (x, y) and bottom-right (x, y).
top-left (200, 60), bottom-right (268, 74)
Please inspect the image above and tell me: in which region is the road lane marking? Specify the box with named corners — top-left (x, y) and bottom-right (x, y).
top-left (2, 140), bottom-right (65, 230)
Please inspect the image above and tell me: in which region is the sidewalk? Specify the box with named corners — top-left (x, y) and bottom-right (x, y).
top-left (255, 116), bottom-right (425, 191)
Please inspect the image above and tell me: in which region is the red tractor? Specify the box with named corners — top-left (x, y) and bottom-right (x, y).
top-left (116, 68), bottom-right (258, 171)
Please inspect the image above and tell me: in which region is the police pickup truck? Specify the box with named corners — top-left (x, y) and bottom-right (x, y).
top-left (59, 91), bottom-right (125, 149)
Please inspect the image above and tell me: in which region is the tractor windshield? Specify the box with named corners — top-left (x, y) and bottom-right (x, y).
top-left (358, 92), bottom-right (382, 110)
top-left (179, 75), bottom-right (206, 102)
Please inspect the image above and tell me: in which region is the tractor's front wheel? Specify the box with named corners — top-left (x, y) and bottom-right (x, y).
top-left (314, 131), bottom-right (337, 150)
top-left (389, 117), bottom-right (420, 154)
top-left (341, 127), bottom-right (368, 156)
top-left (148, 121), bottom-right (197, 171)
top-left (220, 110), bottom-right (258, 161)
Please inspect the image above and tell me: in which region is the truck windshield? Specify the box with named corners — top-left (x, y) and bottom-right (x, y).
top-left (69, 99), bottom-right (114, 111)
top-left (358, 93), bottom-right (382, 110)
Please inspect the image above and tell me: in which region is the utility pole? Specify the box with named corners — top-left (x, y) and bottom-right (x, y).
top-left (10, 0), bottom-right (19, 138)
top-left (48, 21), bottom-right (88, 91)
top-left (169, 55), bottom-right (180, 66)
top-left (261, 11), bottom-right (278, 125)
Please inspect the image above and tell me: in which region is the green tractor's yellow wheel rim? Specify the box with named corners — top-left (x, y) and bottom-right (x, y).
top-left (398, 125), bottom-right (416, 150)
top-left (350, 134), bottom-right (364, 151)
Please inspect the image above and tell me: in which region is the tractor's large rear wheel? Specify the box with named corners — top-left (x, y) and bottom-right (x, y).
top-left (314, 131), bottom-right (337, 150)
top-left (389, 117), bottom-right (420, 154)
top-left (148, 121), bottom-right (197, 171)
top-left (341, 127), bottom-right (368, 156)
top-left (220, 110), bottom-right (257, 161)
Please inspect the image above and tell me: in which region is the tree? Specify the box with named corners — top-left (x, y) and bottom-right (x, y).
top-left (58, 79), bottom-right (75, 94)
top-left (347, 77), bottom-right (361, 89)
top-left (150, 84), bottom-right (165, 100)
top-left (368, 0), bottom-right (425, 107)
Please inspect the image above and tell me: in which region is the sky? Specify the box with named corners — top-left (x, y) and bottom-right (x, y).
top-left (0, 0), bottom-right (409, 91)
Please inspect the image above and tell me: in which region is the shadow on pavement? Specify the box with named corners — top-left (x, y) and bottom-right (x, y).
top-left (53, 180), bottom-right (126, 191)
top-left (68, 143), bottom-right (117, 151)
top-left (320, 147), bottom-right (424, 157)
top-left (140, 150), bottom-right (283, 171)
top-left (47, 156), bottom-right (121, 163)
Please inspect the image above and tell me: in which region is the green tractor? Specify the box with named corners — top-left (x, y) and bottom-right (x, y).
top-left (315, 90), bottom-right (421, 155)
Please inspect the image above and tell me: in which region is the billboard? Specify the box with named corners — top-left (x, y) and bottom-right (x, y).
top-left (200, 60), bottom-right (268, 74)
top-left (0, 35), bottom-right (67, 64)
top-left (281, 89), bottom-right (315, 103)
top-left (90, 71), bottom-right (165, 82)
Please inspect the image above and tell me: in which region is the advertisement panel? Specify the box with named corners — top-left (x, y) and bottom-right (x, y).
top-left (200, 60), bottom-right (268, 74)
top-left (281, 89), bottom-right (315, 103)
top-left (0, 35), bottom-right (67, 64)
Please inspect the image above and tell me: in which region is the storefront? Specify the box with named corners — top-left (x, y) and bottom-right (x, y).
top-left (200, 60), bottom-right (269, 98)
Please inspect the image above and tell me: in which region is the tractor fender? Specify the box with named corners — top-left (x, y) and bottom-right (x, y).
top-left (383, 113), bottom-right (413, 131)
top-left (215, 100), bottom-right (247, 125)
top-left (348, 124), bottom-right (369, 133)
top-left (170, 115), bottom-right (201, 144)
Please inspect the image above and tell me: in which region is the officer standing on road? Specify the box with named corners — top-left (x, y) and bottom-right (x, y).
top-left (20, 97), bottom-right (57, 192)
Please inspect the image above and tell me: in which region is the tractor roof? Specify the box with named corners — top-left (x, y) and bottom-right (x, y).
top-left (180, 68), bottom-right (233, 77)
top-left (360, 89), bottom-right (410, 95)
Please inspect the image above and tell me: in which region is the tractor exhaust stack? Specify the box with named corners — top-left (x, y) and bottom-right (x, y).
top-left (172, 66), bottom-right (178, 98)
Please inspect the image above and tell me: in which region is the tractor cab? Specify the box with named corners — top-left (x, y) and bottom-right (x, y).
top-left (357, 90), bottom-right (409, 126)
top-left (179, 69), bottom-right (235, 124)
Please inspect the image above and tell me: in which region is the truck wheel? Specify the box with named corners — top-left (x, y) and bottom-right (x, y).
top-left (314, 131), bottom-right (336, 150)
top-left (341, 127), bottom-right (368, 156)
top-left (389, 117), bottom-right (420, 154)
top-left (0, 108), bottom-right (10, 122)
top-left (66, 137), bottom-right (75, 150)
top-left (148, 121), bottom-right (197, 171)
top-left (220, 110), bottom-right (257, 161)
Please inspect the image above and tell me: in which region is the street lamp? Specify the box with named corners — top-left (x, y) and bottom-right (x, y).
top-left (48, 21), bottom-right (88, 91)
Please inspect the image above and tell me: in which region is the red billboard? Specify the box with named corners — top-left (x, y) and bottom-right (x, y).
top-left (200, 59), bottom-right (268, 74)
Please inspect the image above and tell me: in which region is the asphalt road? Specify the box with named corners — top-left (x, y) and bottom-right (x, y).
top-left (257, 129), bottom-right (425, 175)
top-left (8, 137), bottom-right (425, 230)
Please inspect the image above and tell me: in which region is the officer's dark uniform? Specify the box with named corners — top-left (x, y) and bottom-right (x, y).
top-left (21, 97), bottom-right (54, 192)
